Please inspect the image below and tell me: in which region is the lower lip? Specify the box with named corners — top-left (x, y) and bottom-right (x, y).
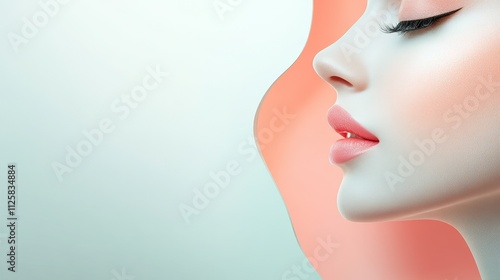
top-left (330, 138), bottom-right (379, 164)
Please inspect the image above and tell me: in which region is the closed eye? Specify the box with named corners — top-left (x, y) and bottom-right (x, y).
top-left (381, 8), bottom-right (462, 34)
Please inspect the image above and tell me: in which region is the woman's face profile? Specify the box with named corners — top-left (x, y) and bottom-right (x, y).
top-left (313, 0), bottom-right (500, 222)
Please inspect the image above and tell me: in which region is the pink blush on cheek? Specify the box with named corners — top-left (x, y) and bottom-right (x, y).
top-left (399, 0), bottom-right (466, 21)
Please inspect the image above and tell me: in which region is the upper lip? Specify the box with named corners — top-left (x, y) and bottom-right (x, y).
top-left (327, 105), bottom-right (379, 142)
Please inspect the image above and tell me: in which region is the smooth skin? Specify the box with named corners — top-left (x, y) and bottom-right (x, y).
top-left (313, 0), bottom-right (500, 278)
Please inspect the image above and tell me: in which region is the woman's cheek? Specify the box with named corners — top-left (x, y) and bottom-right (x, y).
top-left (378, 37), bottom-right (500, 154)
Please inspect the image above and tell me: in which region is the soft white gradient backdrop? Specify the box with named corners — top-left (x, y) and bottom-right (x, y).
top-left (0, 0), bottom-right (314, 279)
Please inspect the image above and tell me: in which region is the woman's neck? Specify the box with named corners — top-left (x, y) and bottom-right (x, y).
top-left (428, 191), bottom-right (500, 280)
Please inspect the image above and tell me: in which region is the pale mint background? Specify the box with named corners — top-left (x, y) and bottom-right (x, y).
top-left (0, 0), bottom-right (319, 279)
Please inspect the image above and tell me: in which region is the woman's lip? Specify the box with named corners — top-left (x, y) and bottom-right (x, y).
top-left (327, 105), bottom-right (379, 164)
top-left (327, 105), bottom-right (379, 141)
top-left (330, 139), bottom-right (379, 164)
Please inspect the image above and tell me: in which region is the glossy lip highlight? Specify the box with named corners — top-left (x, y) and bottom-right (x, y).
top-left (327, 105), bottom-right (379, 164)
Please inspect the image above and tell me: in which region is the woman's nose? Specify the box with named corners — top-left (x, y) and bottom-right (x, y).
top-left (312, 36), bottom-right (369, 93)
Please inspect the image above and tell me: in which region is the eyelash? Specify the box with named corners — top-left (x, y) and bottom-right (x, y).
top-left (381, 8), bottom-right (462, 34)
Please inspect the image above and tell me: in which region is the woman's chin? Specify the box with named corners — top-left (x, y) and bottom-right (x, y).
top-left (336, 181), bottom-right (415, 223)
